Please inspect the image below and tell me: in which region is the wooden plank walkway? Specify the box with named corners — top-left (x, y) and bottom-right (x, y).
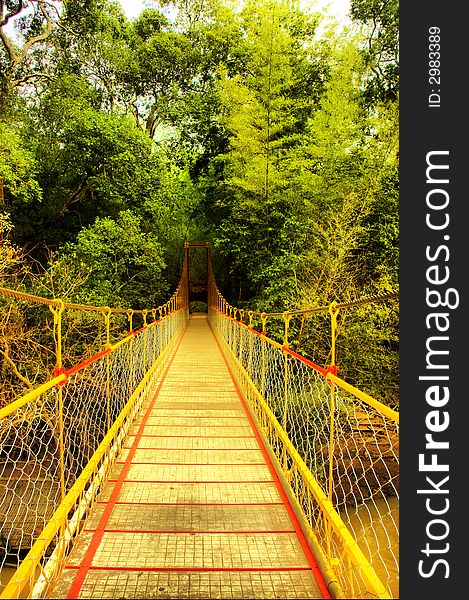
top-left (50, 315), bottom-right (329, 599)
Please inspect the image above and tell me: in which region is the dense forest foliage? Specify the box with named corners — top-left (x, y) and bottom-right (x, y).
top-left (1, 0), bottom-right (399, 405)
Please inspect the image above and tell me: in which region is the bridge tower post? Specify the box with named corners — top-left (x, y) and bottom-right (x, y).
top-left (183, 241), bottom-right (211, 310)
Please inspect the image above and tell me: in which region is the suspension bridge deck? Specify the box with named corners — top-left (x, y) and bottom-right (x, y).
top-left (49, 314), bottom-right (329, 599)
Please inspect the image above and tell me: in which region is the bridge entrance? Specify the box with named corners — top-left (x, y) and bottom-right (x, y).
top-left (0, 244), bottom-right (399, 600)
top-left (184, 242), bottom-right (211, 309)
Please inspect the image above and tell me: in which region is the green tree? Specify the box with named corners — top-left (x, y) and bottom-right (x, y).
top-left (57, 210), bottom-right (169, 309)
top-left (288, 40), bottom-right (398, 305)
top-left (350, 0), bottom-right (399, 103)
top-left (55, 0), bottom-right (134, 112)
top-left (123, 9), bottom-right (198, 137)
top-left (0, 0), bottom-right (61, 116)
top-left (206, 0), bottom-right (326, 305)
top-left (0, 120), bottom-right (41, 206)
top-left (7, 74), bottom-right (168, 252)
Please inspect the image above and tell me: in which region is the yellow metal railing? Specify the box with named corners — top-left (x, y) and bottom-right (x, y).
top-left (0, 267), bottom-right (189, 598)
top-left (208, 276), bottom-right (399, 599)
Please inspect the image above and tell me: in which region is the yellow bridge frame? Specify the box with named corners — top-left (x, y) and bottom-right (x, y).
top-left (0, 244), bottom-right (399, 599)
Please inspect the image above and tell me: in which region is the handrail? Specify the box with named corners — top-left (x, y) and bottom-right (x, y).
top-left (207, 264), bottom-right (399, 599)
top-left (0, 328), bottom-right (178, 599)
top-left (0, 311), bottom-right (183, 421)
top-left (210, 308), bottom-right (399, 424)
top-left (0, 253), bottom-right (190, 599)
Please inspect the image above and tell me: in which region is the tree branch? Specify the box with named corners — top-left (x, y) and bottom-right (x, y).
top-left (62, 180), bottom-right (90, 214)
top-left (13, 1), bottom-right (54, 70)
top-left (11, 70), bottom-right (54, 87)
top-left (0, 23), bottom-right (18, 64)
top-left (1, 342), bottom-right (33, 390)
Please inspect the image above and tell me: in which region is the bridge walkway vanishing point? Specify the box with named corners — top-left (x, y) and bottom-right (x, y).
top-left (49, 314), bottom-right (330, 599)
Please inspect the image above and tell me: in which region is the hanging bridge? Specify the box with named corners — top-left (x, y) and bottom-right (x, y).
top-left (0, 243), bottom-right (399, 599)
